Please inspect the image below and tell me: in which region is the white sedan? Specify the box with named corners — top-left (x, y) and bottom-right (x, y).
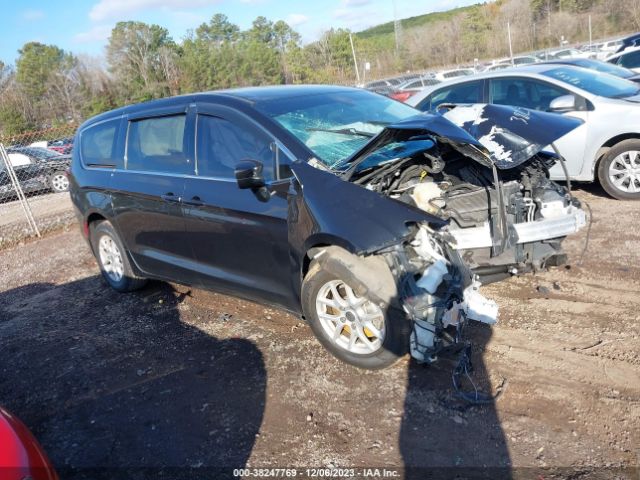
top-left (408, 64), bottom-right (640, 200)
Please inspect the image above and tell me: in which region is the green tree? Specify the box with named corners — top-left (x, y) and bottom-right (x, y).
top-left (195, 13), bottom-right (240, 43)
top-left (0, 103), bottom-right (33, 136)
top-left (181, 15), bottom-right (244, 91)
top-left (106, 21), bottom-right (178, 102)
top-left (462, 6), bottom-right (493, 58)
top-left (15, 42), bottom-right (68, 98)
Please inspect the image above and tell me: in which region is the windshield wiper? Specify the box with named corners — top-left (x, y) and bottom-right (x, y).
top-left (306, 127), bottom-right (375, 138)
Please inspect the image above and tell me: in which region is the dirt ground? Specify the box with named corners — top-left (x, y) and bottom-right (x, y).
top-left (0, 185), bottom-right (638, 479)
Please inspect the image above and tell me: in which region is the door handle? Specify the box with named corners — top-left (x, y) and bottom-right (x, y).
top-left (161, 193), bottom-right (181, 203)
top-left (183, 195), bottom-right (204, 207)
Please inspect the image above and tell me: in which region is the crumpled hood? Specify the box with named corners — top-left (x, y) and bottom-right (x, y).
top-left (385, 104), bottom-right (583, 169)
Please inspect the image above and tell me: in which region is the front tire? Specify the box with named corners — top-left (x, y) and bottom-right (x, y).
top-left (49, 171), bottom-right (69, 193)
top-left (598, 140), bottom-right (640, 200)
top-left (301, 262), bottom-right (409, 370)
top-left (90, 220), bottom-right (147, 292)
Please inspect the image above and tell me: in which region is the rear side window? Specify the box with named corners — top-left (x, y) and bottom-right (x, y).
top-left (126, 115), bottom-right (191, 174)
top-left (81, 119), bottom-right (120, 168)
top-left (196, 115), bottom-right (274, 180)
top-left (418, 81), bottom-right (483, 111)
top-left (489, 78), bottom-right (571, 111)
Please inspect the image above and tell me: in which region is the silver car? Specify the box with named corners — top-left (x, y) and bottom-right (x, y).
top-left (408, 64), bottom-right (640, 199)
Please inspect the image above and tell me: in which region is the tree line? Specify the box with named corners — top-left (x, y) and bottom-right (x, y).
top-left (1, 0), bottom-right (639, 135)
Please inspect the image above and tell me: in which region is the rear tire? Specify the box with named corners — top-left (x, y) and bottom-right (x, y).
top-left (90, 220), bottom-right (147, 292)
top-left (301, 262), bottom-right (409, 370)
top-left (598, 140), bottom-right (640, 200)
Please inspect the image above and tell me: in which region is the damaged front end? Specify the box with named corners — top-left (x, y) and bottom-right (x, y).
top-left (343, 103), bottom-right (587, 282)
top-left (290, 102), bottom-right (586, 369)
top-left (307, 223), bottom-right (497, 365)
top-left (301, 103), bottom-right (587, 366)
top-left (385, 224), bottom-right (497, 364)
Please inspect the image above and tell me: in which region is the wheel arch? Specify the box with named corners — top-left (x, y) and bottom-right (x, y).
top-left (82, 211), bottom-right (107, 239)
top-left (594, 133), bottom-right (640, 175)
top-left (300, 234), bottom-right (359, 280)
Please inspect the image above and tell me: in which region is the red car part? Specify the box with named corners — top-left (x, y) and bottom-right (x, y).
top-left (389, 90), bottom-right (418, 103)
top-left (0, 406), bottom-right (58, 480)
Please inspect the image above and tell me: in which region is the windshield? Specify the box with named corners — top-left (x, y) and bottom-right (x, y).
top-left (542, 66), bottom-right (640, 98)
top-left (570, 59), bottom-right (635, 79)
top-left (255, 90), bottom-right (418, 168)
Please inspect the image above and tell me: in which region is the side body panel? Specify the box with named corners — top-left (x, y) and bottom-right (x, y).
top-left (110, 106), bottom-right (198, 284)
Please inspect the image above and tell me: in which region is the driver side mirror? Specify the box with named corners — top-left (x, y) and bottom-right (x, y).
top-left (235, 159), bottom-right (266, 189)
top-left (549, 94), bottom-right (577, 112)
top-left (235, 159), bottom-right (270, 202)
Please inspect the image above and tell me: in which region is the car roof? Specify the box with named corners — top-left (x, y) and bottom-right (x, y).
top-left (405, 64), bottom-right (600, 107)
top-left (622, 32), bottom-right (640, 42)
top-left (538, 58), bottom-right (592, 66)
top-left (81, 85), bottom-right (361, 129)
top-left (428, 63), bottom-right (567, 84)
top-left (607, 45), bottom-right (640, 60)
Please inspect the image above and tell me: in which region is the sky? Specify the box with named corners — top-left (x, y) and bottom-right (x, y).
top-left (0, 0), bottom-right (480, 64)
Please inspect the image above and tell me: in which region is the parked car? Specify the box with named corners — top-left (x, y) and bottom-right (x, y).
top-left (484, 56), bottom-right (539, 72)
top-left (388, 76), bottom-right (441, 102)
top-left (408, 64), bottom-right (640, 200)
top-left (597, 39), bottom-right (623, 59)
top-left (613, 32), bottom-right (640, 54)
top-left (580, 43), bottom-right (602, 54)
top-left (606, 46), bottom-right (640, 73)
top-left (433, 68), bottom-right (475, 81)
top-left (483, 63), bottom-right (513, 72)
top-left (505, 55), bottom-right (540, 66)
top-left (69, 85), bottom-right (585, 369)
top-left (553, 48), bottom-right (593, 59)
top-left (48, 137), bottom-right (74, 155)
top-left (0, 406), bottom-right (58, 480)
top-left (0, 148), bottom-right (70, 200)
top-left (7, 147), bottom-right (71, 193)
top-left (362, 78), bottom-right (403, 96)
top-left (539, 58), bottom-right (640, 83)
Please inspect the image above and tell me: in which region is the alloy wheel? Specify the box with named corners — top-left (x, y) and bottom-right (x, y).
top-left (315, 279), bottom-right (386, 355)
top-left (98, 235), bottom-right (124, 282)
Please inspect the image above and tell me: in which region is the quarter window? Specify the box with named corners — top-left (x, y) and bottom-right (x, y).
top-left (81, 119), bottom-right (120, 168)
top-left (196, 115), bottom-right (274, 180)
top-left (126, 115), bottom-right (191, 174)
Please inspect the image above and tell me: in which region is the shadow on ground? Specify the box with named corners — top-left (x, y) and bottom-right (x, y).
top-left (0, 277), bottom-right (265, 479)
top-left (399, 322), bottom-right (511, 479)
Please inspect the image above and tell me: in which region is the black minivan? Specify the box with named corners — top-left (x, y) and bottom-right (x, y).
top-left (70, 86), bottom-right (585, 369)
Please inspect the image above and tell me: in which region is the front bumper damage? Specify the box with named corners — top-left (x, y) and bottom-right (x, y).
top-left (313, 224), bottom-right (499, 364)
top-left (450, 204), bottom-right (586, 250)
top-left (396, 226), bottom-right (498, 363)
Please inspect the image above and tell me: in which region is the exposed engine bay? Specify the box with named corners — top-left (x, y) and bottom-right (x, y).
top-left (352, 134), bottom-right (584, 279)
top-left (325, 103), bottom-right (587, 366)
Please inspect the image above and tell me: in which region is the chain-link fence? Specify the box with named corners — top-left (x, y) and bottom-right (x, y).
top-left (0, 124), bottom-right (78, 249)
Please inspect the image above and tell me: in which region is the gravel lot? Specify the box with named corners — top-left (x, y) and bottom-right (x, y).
top-left (0, 191), bottom-right (75, 249)
top-left (0, 186), bottom-right (638, 479)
